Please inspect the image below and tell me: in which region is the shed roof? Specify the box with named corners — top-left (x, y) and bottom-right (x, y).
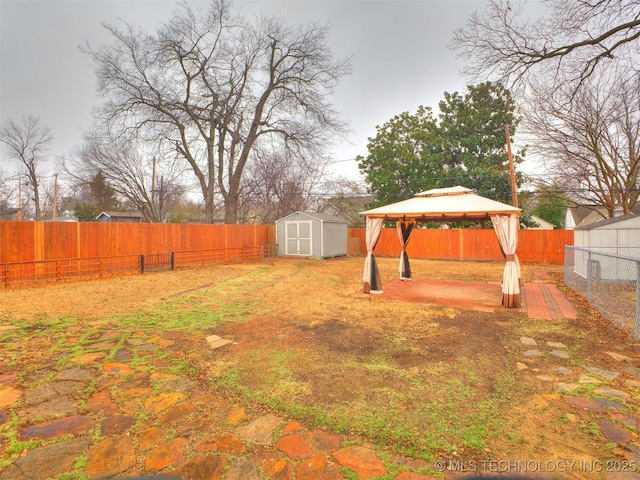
top-left (360, 186), bottom-right (520, 221)
top-left (276, 211), bottom-right (348, 224)
top-left (575, 213), bottom-right (640, 230)
top-left (97, 211), bottom-right (144, 219)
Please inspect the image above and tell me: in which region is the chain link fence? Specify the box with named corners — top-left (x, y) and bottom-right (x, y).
top-left (565, 246), bottom-right (640, 340)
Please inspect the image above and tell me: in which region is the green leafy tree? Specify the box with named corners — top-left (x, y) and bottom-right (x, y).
top-left (356, 106), bottom-right (441, 207)
top-left (532, 181), bottom-right (570, 229)
top-left (358, 82), bottom-right (523, 207)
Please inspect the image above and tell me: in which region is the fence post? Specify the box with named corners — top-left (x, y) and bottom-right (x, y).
top-left (170, 252), bottom-right (175, 271)
top-left (635, 260), bottom-right (640, 340)
top-left (140, 255), bottom-right (145, 275)
top-left (587, 251), bottom-right (592, 303)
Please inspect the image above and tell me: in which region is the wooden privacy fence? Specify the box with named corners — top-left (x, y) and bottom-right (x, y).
top-left (347, 228), bottom-right (574, 264)
top-left (0, 222), bottom-right (277, 288)
top-left (0, 222), bottom-right (275, 263)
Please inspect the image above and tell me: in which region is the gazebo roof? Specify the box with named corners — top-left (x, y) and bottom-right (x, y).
top-left (360, 186), bottom-right (521, 222)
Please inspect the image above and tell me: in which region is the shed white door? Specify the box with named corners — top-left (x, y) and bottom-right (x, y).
top-left (285, 221), bottom-right (312, 256)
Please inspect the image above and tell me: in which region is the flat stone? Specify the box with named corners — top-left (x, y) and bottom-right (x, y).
top-left (263, 458), bottom-right (292, 480)
top-left (0, 374), bottom-right (18, 383)
top-left (143, 392), bottom-right (188, 413)
top-left (276, 434), bottom-right (314, 460)
top-left (585, 366), bottom-right (619, 380)
top-left (621, 443), bottom-right (640, 463)
top-left (54, 367), bottom-right (98, 381)
top-left (103, 362), bottom-right (133, 376)
top-left (622, 367), bottom-right (640, 378)
top-left (85, 391), bottom-right (119, 416)
top-left (0, 386), bottom-right (23, 408)
top-left (197, 432), bottom-right (245, 453)
top-left (101, 414), bottom-right (136, 436)
top-left (516, 362), bottom-right (528, 370)
top-left (520, 337), bottom-right (537, 346)
top-left (579, 375), bottom-right (601, 384)
top-left (284, 421), bottom-right (305, 433)
top-left (145, 438), bottom-right (187, 471)
top-left (158, 403), bottom-right (196, 424)
top-left (563, 396), bottom-right (607, 413)
top-left (113, 349), bottom-right (133, 361)
top-left (85, 434), bottom-right (136, 478)
top-left (524, 349), bottom-right (541, 357)
top-left (180, 455), bottom-right (228, 480)
top-left (23, 384), bottom-right (57, 406)
top-left (606, 351), bottom-right (633, 362)
top-left (596, 418), bottom-right (634, 445)
top-left (225, 405), bottom-right (247, 425)
top-left (333, 446), bottom-right (387, 478)
top-left (550, 350), bottom-right (570, 359)
top-left (69, 352), bottom-right (105, 364)
top-left (21, 396), bottom-right (78, 422)
top-left (594, 387), bottom-right (631, 401)
top-left (547, 341), bottom-right (567, 349)
top-left (625, 379), bottom-right (640, 388)
top-left (89, 341), bottom-right (117, 350)
top-left (19, 415), bottom-right (95, 440)
top-left (53, 381), bottom-right (86, 396)
top-left (306, 430), bottom-right (342, 451)
top-left (139, 426), bottom-right (167, 451)
top-left (208, 338), bottom-right (232, 349)
top-left (162, 378), bottom-right (197, 393)
top-left (236, 414), bottom-right (283, 446)
top-left (557, 367), bottom-right (573, 376)
top-left (224, 456), bottom-right (259, 480)
top-left (0, 437), bottom-right (89, 480)
top-left (593, 397), bottom-right (625, 410)
top-left (556, 382), bottom-right (580, 393)
top-left (295, 454), bottom-right (343, 480)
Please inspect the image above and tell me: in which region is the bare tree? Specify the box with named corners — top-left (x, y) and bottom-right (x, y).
top-left (524, 74), bottom-right (640, 218)
top-left (64, 136), bottom-right (188, 223)
top-left (452, 0), bottom-right (640, 91)
top-left (239, 151), bottom-right (328, 224)
top-left (85, 0), bottom-right (350, 224)
top-left (0, 115), bottom-right (53, 220)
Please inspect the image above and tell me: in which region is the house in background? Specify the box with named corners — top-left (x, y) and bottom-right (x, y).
top-left (565, 205), bottom-right (640, 230)
top-left (528, 215), bottom-right (555, 230)
top-left (322, 195), bottom-right (374, 227)
top-left (96, 211), bottom-right (144, 223)
top-left (0, 207), bottom-right (20, 221)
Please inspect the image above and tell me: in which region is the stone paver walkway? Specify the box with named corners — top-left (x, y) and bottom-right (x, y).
top-left (0, 329), bottom-right (439, 480)
top-left (516, 335), bottom-right (640, 478)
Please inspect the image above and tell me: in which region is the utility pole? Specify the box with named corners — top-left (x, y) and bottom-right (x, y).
top-left (53, 173), bottom-right (59, 221)
top-left (18, 179), bottom-right (23, 221)
top-left (504, 124), bottom-right (518, 208)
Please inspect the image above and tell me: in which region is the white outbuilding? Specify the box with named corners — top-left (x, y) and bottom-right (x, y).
top-left (275, 211), bottom-right (348, 259)
top-left (573, 214), bottom-right (640, 281)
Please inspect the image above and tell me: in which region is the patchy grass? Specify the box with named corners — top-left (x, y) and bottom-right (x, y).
top-left (0, 256), bottom-right (628, 469)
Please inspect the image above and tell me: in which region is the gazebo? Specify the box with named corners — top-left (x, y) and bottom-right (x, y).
top-left (360, 186), bottom-right (522, 308)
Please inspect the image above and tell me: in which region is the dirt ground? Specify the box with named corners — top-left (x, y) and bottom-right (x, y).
top-left (1, 257), bottom-right (639, 476)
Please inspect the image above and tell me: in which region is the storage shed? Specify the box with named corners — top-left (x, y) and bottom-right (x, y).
top-left (276, 211), bottom-right (348, 258)
top-left (574, 214), bottom-right (640, 281)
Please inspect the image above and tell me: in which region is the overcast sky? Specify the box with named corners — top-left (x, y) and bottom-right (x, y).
top-left (0, 0), bottom-right (511, 182)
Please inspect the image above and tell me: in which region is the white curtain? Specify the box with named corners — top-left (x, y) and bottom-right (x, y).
top-left (490, 214), bottom-right (521, 308)
top-left (362, 217), bottom-right (383, 294)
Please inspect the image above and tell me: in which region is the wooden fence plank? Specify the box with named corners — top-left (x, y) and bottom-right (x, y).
top-left (348, 227), bottom-right (573, 264)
